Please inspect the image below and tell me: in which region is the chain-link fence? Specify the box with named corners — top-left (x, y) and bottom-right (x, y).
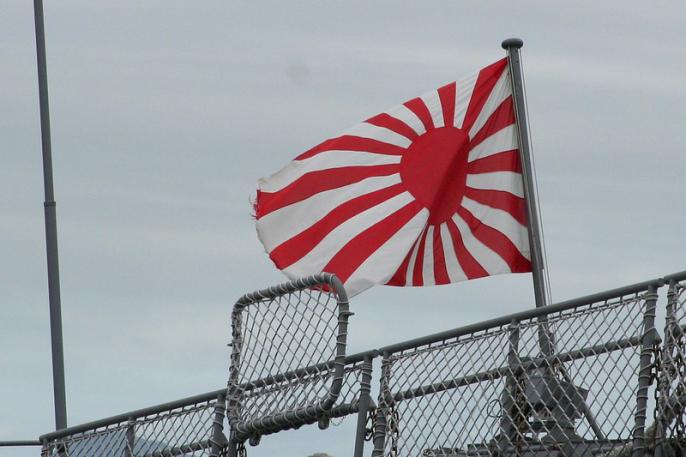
top-left (31, 272), bottom-right (686, 457)
top-left (39, 390), bottom-right (227, 457)
top-left (226, 273), bottom-right (361, 451)
top-left (371, 281), bottom-right (661, 457)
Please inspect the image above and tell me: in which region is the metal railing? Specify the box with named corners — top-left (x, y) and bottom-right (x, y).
top-left (39, 389), bottom-right (227, 457)
top-left (654, 271), bottom-right (686, 455)
top-left (226, 273), bottom-right (361, 454)
top-left (26, 270), bottom-right (686, 457)
top-left (371, 279), bottom-right (662, 456)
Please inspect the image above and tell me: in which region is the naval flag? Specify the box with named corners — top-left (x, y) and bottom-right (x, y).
top-left (254, 57), bottom-right (531, 297)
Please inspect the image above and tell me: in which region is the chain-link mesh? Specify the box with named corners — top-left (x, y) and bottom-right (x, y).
top-left (40, 393), bottom-right (226, 457)
top-left (227, 274), bottom-right (354, 442)
top-left (656, 279), bottom-right (686, 455)
top-left (373, 290), bottom-right (656, 457)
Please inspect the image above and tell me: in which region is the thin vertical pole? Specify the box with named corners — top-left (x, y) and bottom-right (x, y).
top-left (502, 38), bottom-right (547, 310)
top-left (632, 285), bottom-right (659, 457)
top-left (371, 355), bottom-right (391, 457)
top-left (353, 355), bottom-right (374, 457)
top-left (33, 0), bottom-right (67, 429)
top-left (210, 392), bottom-right (228, 457)
top-left (499, 320), bottom-right (521, 449)
top-left (502, 38), bottom-right (554, 357)
top-left (124, 418), bottom-right (135, 457)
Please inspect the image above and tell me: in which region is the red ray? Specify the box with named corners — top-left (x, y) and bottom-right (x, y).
top-left (322, 201), bottom-right (424, 283)
top-left (365, 114), bottom-right (418, 141)
top-left (464, 187), bottom-right (527, 226)
top-left (468, 97), bottom-right (515, 148)
top-left (411, 228), bottom-right (429, 286)
top-left (468, 150), bottom-right (521, 174)
top-left (296, 135), bottom-right (407, 160)
top-left (404, 97), bottom-right (434, 133)
top-left (269, 183), bottom-right (406, 269)
top-left (432, 226), bottom-right (451, 285)
top-left (445, 219), bottom-right (489, 279)
top-left (461, 58), bottom-right (508, 133)
top-left (438, 82), bottom-right (456, 128)
top-left (256, 164), bottom-right (399, 218)
top-left (456, 206), bottom-right (531, 273)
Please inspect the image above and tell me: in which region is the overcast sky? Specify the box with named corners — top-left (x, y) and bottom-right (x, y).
top-left (2, 1), bottom-right (686, 456)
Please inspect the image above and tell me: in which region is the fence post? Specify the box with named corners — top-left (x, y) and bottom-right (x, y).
top-left (499, 319), bottom-right (521, 450)
top-left (655, 280), bottom-right (679, 455)
top-left (40, 440), bottom-right (50, 457)
top-left (353, 355), bottom-right (375, 457)
top-left (632, 284), bottom-right (659, 457)
top-left (226, 306), bottom-right (244, 457)
top-left (125, 417), bottom-right (135, 457)
top-left (372, 354), bottom-right (392, 457)
top-left (210, 392), bottom-right (228, 457)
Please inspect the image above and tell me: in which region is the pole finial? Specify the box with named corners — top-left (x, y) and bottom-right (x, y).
top-left (501, 38), bottom-right (524, 50)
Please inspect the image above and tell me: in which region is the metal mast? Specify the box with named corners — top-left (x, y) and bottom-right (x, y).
top-left (502, 38), bottom-right (548, 311)
top-left (33, 0), bottom-right (67, 429)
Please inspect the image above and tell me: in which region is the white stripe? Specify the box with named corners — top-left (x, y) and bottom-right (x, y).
top-left (257, 174), bottom-right (402, 251)
top-left (405, 230), bottom-right (424, 286)
top-left (420, 90), bottom-right (444, 129)
top-left (345, 122), bottom-right (412, 148)
top-left (385, 104), bottom-right (426, 136)
top-left (453, 71), bottom-right (478, 129)
top-left (468, 69), bottom-right (512, 139)
top-left (452, 213), bottom-right (510, 275)
top-left (440, 223), bottom-right (467, 282)
top-left (467, 124), bottom-right (517, 163)
top-left (285, 192), bottom-right (415, 278)
top-left (421, 226), bottom-right (435, 285)
top-left (344, 209), bottom-right (429, 296)
top-left (461, 196), bottom-right (530, 260)
top-left (258, 150), bottom-right (401, 193)
top-left (466, 171), bottom-right (524, 198)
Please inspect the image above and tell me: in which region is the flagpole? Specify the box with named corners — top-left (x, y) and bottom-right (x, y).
top-left (502, 38), bottom-right (553, 355)
top-left (33, 0), bottom-right (67, 430)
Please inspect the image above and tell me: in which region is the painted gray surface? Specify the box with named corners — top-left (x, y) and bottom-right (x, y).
top-left (2, 1), bottom-right (686, 456)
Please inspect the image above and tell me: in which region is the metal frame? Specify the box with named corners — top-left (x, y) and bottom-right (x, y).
top-left (379, 277), bottom-right (662, 356)
top-left (28, 271), bottom-right (686, 457)
top-left (371, 276), bottom-right (663, 456)
top-left (39, 389), bottom-right (227, 457)
top-left (227, 273), bottom-right (353, 445)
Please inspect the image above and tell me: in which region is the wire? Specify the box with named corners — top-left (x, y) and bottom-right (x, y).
top-left (519, 52), bottom-right (553, 306)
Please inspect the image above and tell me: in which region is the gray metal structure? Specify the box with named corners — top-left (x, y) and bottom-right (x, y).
top-left (225, 273), bottom-right (365, 455)
top-left (371, 280), bottom-right (660, 457)
top-left (33, 0), bottom-right (68, 431)
top-left (39, 389), bottom-right (228, 457)
top-left (19, 270), bottom-right (686, 456)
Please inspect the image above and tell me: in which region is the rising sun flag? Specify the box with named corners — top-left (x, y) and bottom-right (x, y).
top-left (254, 57), bottom-right (532, 297)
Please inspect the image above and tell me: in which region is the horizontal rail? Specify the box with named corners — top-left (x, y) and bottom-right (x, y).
top-left (663, 270), bottom-right (686, 283)
top-left (379, 278), bottom-right (661, 355)
top-left (40, 351), bottom-right (379, 444)
top-left (144, 439), bottom-right (210, 457)
top-left (390, 335), bottom-right (641, 402)
top-left (37, 271), bottom-right (685, 448)
top-left (40, 388), bottom-right (225, 442)
top-left (235, 273), bottom-right (348, 309)
top-left (0, 440), bottom-right (41, 446)
top-left (241, 349), bottom-right (379, 391)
